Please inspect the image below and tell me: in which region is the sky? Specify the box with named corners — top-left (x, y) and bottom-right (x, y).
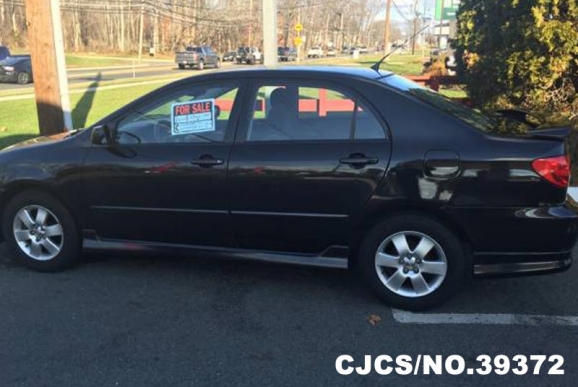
top-left (375, 0), bottom-right (438, 22)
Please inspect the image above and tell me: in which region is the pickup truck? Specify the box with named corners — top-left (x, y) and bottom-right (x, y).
top-left (175, 46), bottom-right (220, 70)
top-left (236, 47), bottom-right (262, 65)
top-left (307, 47), bottom-right (324, 58)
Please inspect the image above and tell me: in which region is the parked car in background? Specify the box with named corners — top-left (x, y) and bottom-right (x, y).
top-left (0, 46), bottom-right (10, 61)
top-left (175, 46), bottom-right (221, 70)
top-left (236, 47), bottom-right (262, 64)
top-left (0, 55), bottom-right (33, 84)
top-left (307, 46), bottom-right (324, 58)
top-left (359, 46), bottom-right (368, 54)
top-left (326, 48), bottom-right (337, 57)
top-left (0, 66), bottom-right (575, 311)
top-left (278, 47), bottom-right (297, 62)
top-left (222, 51), bottom-right (237, 62)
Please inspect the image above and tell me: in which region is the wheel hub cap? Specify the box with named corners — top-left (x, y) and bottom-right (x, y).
top-left (374, 231), bottom-right (448, 298)
top-left (13, 205), bottom-right (64, 261)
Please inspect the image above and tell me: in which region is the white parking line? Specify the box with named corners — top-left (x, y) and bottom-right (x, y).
top-left (392, 309), bottom-right (578, 326)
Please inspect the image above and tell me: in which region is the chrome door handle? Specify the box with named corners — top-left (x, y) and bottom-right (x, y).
top-left (191, 157), bottom-right (224, 167)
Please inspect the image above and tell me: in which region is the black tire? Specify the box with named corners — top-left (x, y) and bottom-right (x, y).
top-left (178, 64), bottom-right (185, 70)
top-left (358, 215), bottom-right (467, 310)
top-left (17, 72), bottom-right (30, 84)
top-left (2, 191), bottom-right (81, 272)
top-left (197, 60), bottom-right (204, 70)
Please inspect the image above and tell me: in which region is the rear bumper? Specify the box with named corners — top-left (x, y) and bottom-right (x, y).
top-left (474, 252), bottom-right (572, 276)
top-left (175, 60), bottom-right (199, 65)
top-left (449, 204), bottom-right (578, 276)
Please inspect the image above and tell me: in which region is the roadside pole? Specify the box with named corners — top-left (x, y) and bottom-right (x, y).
top-left (138, 0), bottom-right (145, 63)
top-left (384, 0), bottom-right (392, 55)
top-left (24, 0), bottom-right (73, 134)
top-left (262, 0), bottom-right (278, 66)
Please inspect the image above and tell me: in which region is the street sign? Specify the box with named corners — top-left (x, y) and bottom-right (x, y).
top-left (294, 23), bottom-right (303, 32)
top-left (294, 36), bottom-right (303, 46)
top-left (435, 0), bottom-right (460, 20)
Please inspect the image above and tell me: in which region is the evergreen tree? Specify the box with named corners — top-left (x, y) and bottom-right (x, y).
top-left (454, 0), bottom-right (578, 122)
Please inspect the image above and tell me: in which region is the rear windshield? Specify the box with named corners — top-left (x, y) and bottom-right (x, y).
top-left (185, 47), bottom-right (203, 53)
top-left (380, 74), bottom-right (497, 132)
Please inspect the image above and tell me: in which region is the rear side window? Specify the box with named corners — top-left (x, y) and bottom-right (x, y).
top-left (246, 81), bottom-right (386, 142)
top-left (381, 74), bottom-right (497, 132)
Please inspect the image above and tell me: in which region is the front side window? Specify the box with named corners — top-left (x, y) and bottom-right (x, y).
top-left (246, 81), bottom-right (386, 142)
top-left (115, 82), bottom-right (239, 145)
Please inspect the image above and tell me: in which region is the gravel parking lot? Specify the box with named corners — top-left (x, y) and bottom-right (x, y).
top-left (0, 242), bottom-right (576, 386)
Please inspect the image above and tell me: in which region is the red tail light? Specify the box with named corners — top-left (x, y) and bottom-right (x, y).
top-left (532, 155), bottom-right (569, 188)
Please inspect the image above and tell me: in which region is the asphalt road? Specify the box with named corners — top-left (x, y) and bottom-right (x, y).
top-left (0, 61), bottom-right (238, 91)
top-left (0, 241), bottom-right (577, 386)
top-left (0, 55), bottom-right (341, 92)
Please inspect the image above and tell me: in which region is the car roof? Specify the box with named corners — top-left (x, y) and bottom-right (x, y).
top-left (181, 66), bottom-right (393, 82)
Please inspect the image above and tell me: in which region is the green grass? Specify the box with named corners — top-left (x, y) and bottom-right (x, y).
top-left (0, 83), bottom-right (164, 149)
top-left (307, 53), bottom-right (426, 76)
top-left (439, 88), bottom-right (468, 99)
top-left (65, 54), bottom-right (141, 68)
top-left (0, 72), bottom-right (190, 98)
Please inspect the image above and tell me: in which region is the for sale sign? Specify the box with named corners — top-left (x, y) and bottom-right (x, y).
top-left (171, 99), bottom-right (216, 135)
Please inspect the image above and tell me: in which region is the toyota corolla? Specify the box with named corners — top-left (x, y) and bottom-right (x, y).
top-left (0, 67), bottom-right (576, 310)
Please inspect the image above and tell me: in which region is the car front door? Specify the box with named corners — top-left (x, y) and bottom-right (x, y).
top-left (83, 79), bottom-right (245, 246)
top-left (228, 77), bottom-right (392, 254)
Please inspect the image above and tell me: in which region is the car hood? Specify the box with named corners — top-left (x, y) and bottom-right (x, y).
top-left (2, 131), bottom-right (79, 153)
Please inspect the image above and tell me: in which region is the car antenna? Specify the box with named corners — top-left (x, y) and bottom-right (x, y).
top-left (370, 23), bottom-right (432, 73)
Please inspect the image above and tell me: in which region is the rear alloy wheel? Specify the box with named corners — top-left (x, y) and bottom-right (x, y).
top-left (358, 215), bottom-right (467, 310)
top-left (3, 191), bottom-right (81, 272)
top-left (17, 72), bottom-right (30, 84)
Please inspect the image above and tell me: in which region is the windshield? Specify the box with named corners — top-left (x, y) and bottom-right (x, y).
top-left (0, 57), bottom-right (27, 65)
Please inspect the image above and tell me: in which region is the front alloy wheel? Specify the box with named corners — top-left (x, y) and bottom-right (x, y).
top-left (17, 72), bottom-right (30, 84)
top-left (3, 191), bottom-right (81, 271)
top-left (13, 205), bottom-right (64, 261)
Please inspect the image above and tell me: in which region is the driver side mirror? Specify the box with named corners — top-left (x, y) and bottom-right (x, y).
top-left (91, 124), bottom-right (115, 146)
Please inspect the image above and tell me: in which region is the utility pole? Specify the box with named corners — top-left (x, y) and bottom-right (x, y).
top-left (383, 0), bottom-right (392, 55)
top-left (248, 0), bottom-right (253, 46)
top-left (137, 0), bottom-right (144, 63)
top-left (24, 0), bottom-right (73, 134)
top-left (262, 0), bottom-right (277, 65)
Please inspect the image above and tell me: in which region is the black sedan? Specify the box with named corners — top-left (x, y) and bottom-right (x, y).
top-left (0, 67), bottom-right (576, 310)
top-left (0, 55), bottom-right (32, 84)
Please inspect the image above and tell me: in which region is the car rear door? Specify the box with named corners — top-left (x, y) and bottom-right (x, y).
top-left (83, 78), bottom-right (246, 247)
top-left (228, 76), bottom-right (392, 254)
